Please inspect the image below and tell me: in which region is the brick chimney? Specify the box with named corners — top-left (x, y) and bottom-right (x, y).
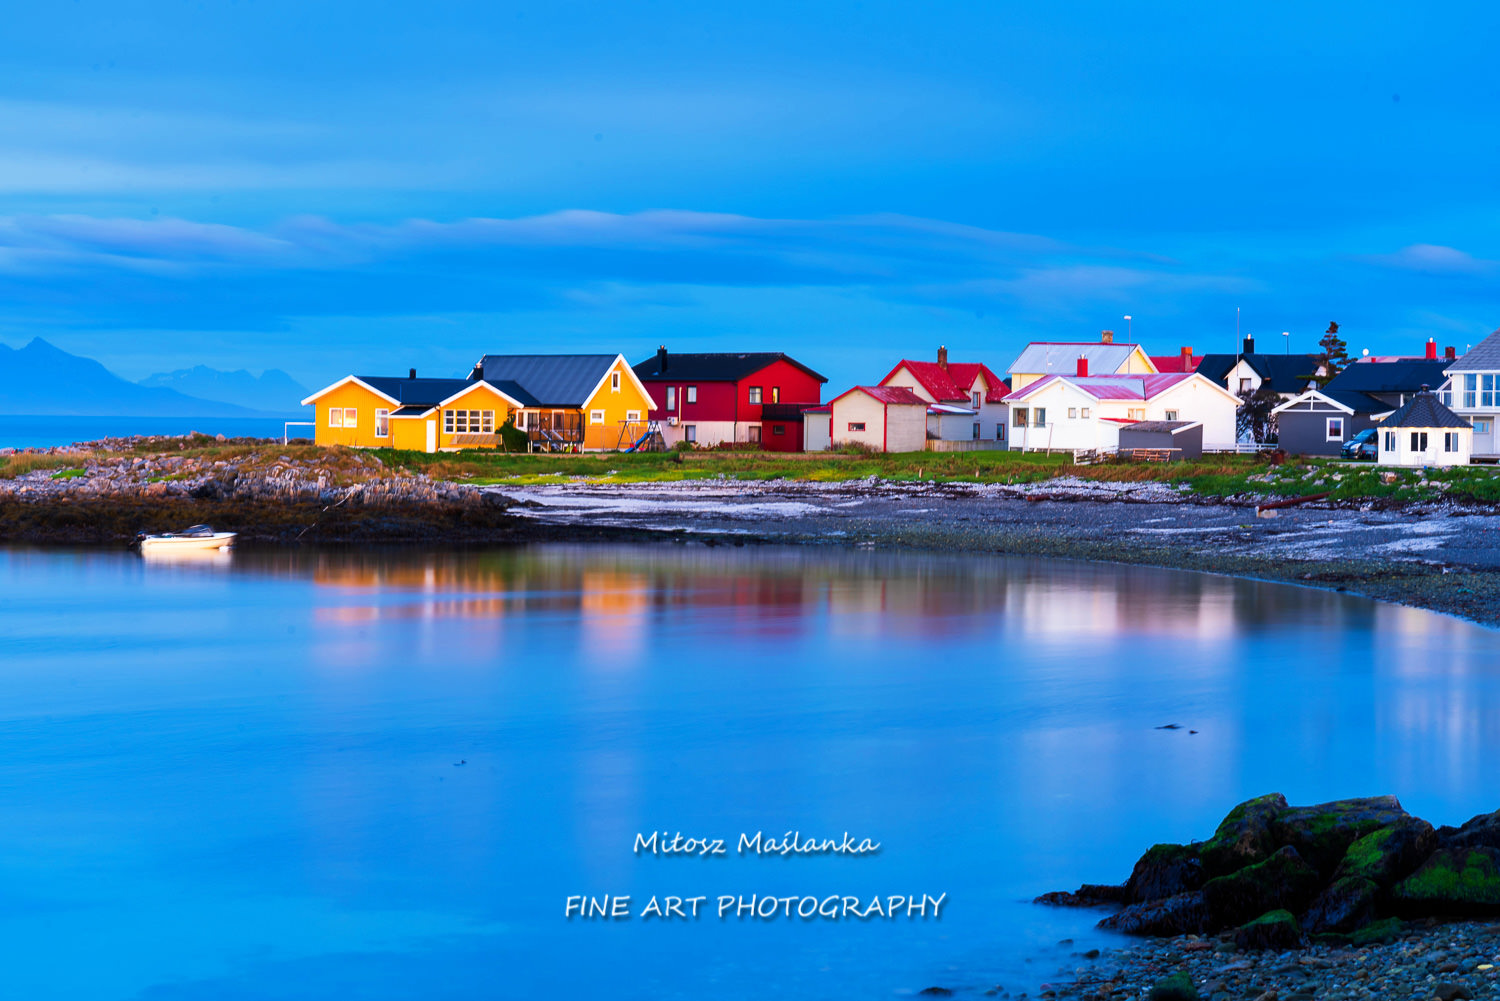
top-left (1446, 345), bottom-right (1457, 360)
top-left (657, 344), bottom-right (668, 372)
top-left (937, 345), bottom-right (949, 369)
top-left (1426, 338), bottom-right (1437, 360)
top-left (1180, 346), bottom-right (1194, 370)
top-left (1100, 330), bottom-right (1114, 344)
top-left (1076, 355), bottom-right (1089, 377)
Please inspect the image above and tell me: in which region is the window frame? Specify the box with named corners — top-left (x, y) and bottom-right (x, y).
top-left (375, 408), bottom-right (390, 438)
top-left (995, 422), bottom-right (1006, 441)
top-left (684, 424), bottom-right (697, 442)
top-left (343, 408), bottom-right (358, 427)
top-left (747, 424), bottom-right (761, 443)
top-left (665, 387), bottom-right (676, 411)
top-left (589, 410), bottom-right (605, 425)
top-left (1444, 432), bottom-right (1460, 453)
top-left (610, 372), bottom-right (621, 392)
top-left (1014, 408), bottom-right (1029, 427)
top-left (686, 386), bottom-right (697, 404)
top-left (626, 410), bottom-right (641, 423)
top-left (1410, 431), bottom-right (1428, 452)
top-left (328, 407), bottom-right (344, 428)
top-left (847, 421), bottom-right (866, 432)
top-left (748, 386), bottom-right (763, 405)
top-left (1326, 417), bottom-right (1344, 442)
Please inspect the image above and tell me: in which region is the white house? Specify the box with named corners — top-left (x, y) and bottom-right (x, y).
top-left (879, 348), bottom-right (1009, 446)
top-left (1376, 392), bottom-right (1472, 467)
top-left (1002, 372), bottom-right (1240, 452)
top-left (827, 386), bottom-right (928, 453)
top-left (1439, 327), bottom-right (1500, 458)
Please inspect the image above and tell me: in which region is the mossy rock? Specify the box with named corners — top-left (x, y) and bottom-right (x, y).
top-left (1200, 793), bottom-right (1287, 877)
top-left (1098, 890), bottom-right (1211, 937)
top-left (1147, 970), bottom-right (1200, 1001)
top-left (1269, 796), bottom-right (1408, 875)
top-left (1437, 808), bottom-right (1500, 852)
top-left (1302, 875), bottom-right (1378, 933)
top-left (1349, 915), bottom-right (1405, 946)
top-left (1201, 845), bottom-right (1321, 928)
top-left (1234, 909), bottom-right (1303, 951)
top-left (1335, 817), bottom-right (1437, 886)
top-left (1125, 842), bottom-right (1205, 904)
top-left (1392, 847), bottom-right (1500, 916)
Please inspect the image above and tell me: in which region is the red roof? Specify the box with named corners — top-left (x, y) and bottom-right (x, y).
top-left (1149, 353), bottom-right (1202, 373)
top-left (832, 385), bottom-right (928, 406)
top-left (880, 359), bottom-right (1006, 403)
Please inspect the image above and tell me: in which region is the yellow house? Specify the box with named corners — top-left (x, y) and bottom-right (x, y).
top-left (300, 354), bottom-right (657, 453)
top-left (1006, 332), bottom-right (1158, 393)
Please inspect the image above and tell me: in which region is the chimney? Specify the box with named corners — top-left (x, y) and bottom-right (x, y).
top-left (1101, 330), bottom-right (1114, 344)
top-left (1180, 345), bottom-right (1194, 370)
top-left (409, 368), bottom-right (417, 379)
top-left (937, 345), bottom-right (949, 369)
top-left (1425, 338), bottom-right (1437, 360)
top-left (1446, 345), bottom-right (1457, 360)
top-left (657, 345), bottom-right (668, 372)
top-left (1076, 355), bottom-right (1089, 377)
top-left (1243, 336), bottom-right (1255, 354)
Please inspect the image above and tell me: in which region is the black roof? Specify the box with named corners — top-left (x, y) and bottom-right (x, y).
top-left (1325, 358), bottom-right (1451, 395)
top-left (1122, 420), bottom-right (1200, 433)
top-left (1196, 353), bottom-right (1324, 394)
top-left (632, 351), bottom-right (827, 383)
top-left (358, 376), bottom-right (472, 406)
top-left (1318, 388), bottom-right (1395, 414)
top-left (469, 355), bottom-right (620, 408)
top-left (1377, 392), bottom-right (1471, 429)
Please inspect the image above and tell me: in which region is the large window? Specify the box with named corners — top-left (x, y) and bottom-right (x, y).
top-left (375, 408), bottom-right (390, 438)
top-left (1445, 432), bottom-right (1461, 452)
top-left (665, 387), bottom-right (676, 411)
top-left (748, 386), bottom-right (763, 404)
top-left (1465, 374), bottom-right (1478, 408)
top-left (1410, 431), bottom-right (1429, 452)
top-left (1485, 374), bottom-right (1497, 408)
top-left (686, 386), bottom-right (697, 404)
top-left (1477, 419), bottom-right (1494, 434)
top-left (444, 410), bottom-right (494, 433)
top-left (1326, 417), bottom-right (1344, 441)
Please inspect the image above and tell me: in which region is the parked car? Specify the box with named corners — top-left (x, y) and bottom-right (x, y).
top-left (1341, 428), bottom-right (1377, 461)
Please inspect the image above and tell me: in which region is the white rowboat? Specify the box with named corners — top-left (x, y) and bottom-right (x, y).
top-left (136, 525), bottom-right (237, 551)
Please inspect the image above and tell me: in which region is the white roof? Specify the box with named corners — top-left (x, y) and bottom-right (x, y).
top-left (1006, 342), bottom-right (1147, 376)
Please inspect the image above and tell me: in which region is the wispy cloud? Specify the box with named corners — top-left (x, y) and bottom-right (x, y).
top-left (1362, 243), bottom-right (1499, 276)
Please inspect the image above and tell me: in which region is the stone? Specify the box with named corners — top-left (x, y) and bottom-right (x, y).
top-left (1431, 981), bottom-right (1474, 1001)
top-left (1335, 817), bottom-right (1439, 886)
top-left (1393, 847), bottom-right (1500, 916)
top-left (1099, 891), bottom-right (1213, 936)
top-left (1437, 809), bottom-right (1500, 853)
top-left (1269, 796), bottom-right (1410, 875)
top-left (1146, 970), bottom-right (1200, 1001)
top-left (1199, 793), bottom-right (1288, 877)
top-left (917, 989), bottom-right (954, 998)
top-left (1125, 843), bottom-right (1206, 904)
top-left (1035, 884), bottom-right (1128, 908)
top-left (1201, 845), bottom-right (1322, 928)
top-left (1234, 909), bottom-right (1303, 951)
top-left (1302, 875), bottom-right (1379, 933)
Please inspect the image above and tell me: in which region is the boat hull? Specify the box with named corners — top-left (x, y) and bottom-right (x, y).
top-left (138, 533), bottom-right (237, 551)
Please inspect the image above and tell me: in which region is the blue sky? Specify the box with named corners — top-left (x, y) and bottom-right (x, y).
top-left (1, 0), bottom-right (1497, 393)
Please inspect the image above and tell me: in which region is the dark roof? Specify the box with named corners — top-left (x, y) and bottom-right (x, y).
top-left (1449, 328), bottom-right (1500, 372)
top-left (1377, 392), bottom-right (1472, 429)
top-left (1318, 388), bottom-right (1395, 414)
top-left (470, 355), bottom-right (620, 407)
top-left (1325, 358), bottom-right (1451, 395)
top-left (632, 351), bottom-right (827, 383)
top-left (1196, 353), bottom-right (1325, 394)
top-left (391, 405), bottom-right (434, 417)
top-left (358, 376), bottom-right (472, 406)
top-left (1122, 420), bottom-right (1201, 433)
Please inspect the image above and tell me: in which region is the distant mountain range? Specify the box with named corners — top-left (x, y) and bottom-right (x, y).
top-left (0, 338), bottom-right (308, 416)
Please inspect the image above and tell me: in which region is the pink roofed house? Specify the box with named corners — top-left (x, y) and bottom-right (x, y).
top-left (1002, 368), bottom-right (1240, 452)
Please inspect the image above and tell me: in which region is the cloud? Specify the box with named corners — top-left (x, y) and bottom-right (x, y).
top-left (1363, 244), bottom-right (1499, 276)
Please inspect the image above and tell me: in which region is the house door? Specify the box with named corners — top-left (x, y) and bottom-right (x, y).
top-left (425, 420), bottom-right (437, 453)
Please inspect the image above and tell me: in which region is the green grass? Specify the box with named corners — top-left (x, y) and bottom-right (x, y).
top-left (49, 468), bottom-right (87, 480)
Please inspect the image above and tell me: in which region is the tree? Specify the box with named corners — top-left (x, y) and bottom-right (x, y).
top-left (1236, 384), bottom-right (1282, 444)
top-left (1311, 321), bottom-right (1349, 387)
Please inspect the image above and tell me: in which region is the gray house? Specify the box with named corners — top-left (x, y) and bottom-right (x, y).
top-left (1118, 420), bottom-right (1203, 460)
top-left (1271, 355), bottom-right (1453, 456)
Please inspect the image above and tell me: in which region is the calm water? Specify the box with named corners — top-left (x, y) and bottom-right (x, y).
top-left (0, 415), bottom-right (308, 449)
top-left (2, 544), bottom-right (1498, 1000)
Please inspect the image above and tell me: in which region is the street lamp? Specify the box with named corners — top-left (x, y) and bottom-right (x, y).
top-left (1124, 315), bottom-right (1132, 340)
top-left (1283, 330), bottom-right (1290, 355)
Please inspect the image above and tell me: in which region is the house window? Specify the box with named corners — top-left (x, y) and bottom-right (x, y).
top-left (684, 425), bottom-right (697, 442)
top-left (666, 387), bottom-right (676, 411)
top-left (686, 386), bottom-right (697, 404)
top-left (1081, 407), bottom-right (1091, 419)
top-left (995, 423), bottom-right (1006, 441)
top-left (748, 425), bottom-right (761, 443)
top-left (1014, 408), bottom-right (1028, 427)
top-left (611, 372), bottom-right (621, 392)
top-left (375, 408), bottom-right (390, 438)
top-left (1410, 431), bottom-right (1429, 451)
top-left (1127, 408), bottom-right (1144, 420)
top-left (1476, 419), bottom-right (1493, 434)
top-left (328, 407), bottom-right (344, 428)
top-left (1384, 431), bottom-right (1396, 451)
top-left (444, 410), bottom-right (494, 433)
top-left (1165, 410), bottom-right (1179, 421)
top-left (972, 422), bottom-right (981, 440)
top-left (1465, 374), bottom-right (1478, 408)
top-left (1485, 374), bottom-right (1497, 408)
top-left (1326, 417), bottom-right (1344, 441)
top-left (589, 410), bottom-right (605, 425)
top-left (848, 422), bottom-right (866, 432)
top-left (973, 391), bottom-right (982, 409)
top-left (748, 386), bottom-right (763, 404)
top-left (1239, 378), bottom-right (1252, 394)
top-left (626, 410), bottom-right (641, 422)
top-left (343, 408), bottom-right (358, 427)
top-left (1034, 407), bottom-right (1047, 426)
top-left (1445, 432), bottom-right (1461, 452)
top-left (1068, 408), bottom-right (1077, 419)
top-left (771, 387), bottom-right (780, 403)
top-left (773, 425), bottom-right (786, 436)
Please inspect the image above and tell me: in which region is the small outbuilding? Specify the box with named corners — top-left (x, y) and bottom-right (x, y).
top-left (1376, 391), bottom-right (1472, 467)
top-left (1117, 420), bottom-right (1204, 460)
top-left (802, 404), bottom-right (832, 452)
top-left (827, 385), bottom-right (928, 453)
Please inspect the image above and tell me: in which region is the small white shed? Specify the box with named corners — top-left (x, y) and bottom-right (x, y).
top-left (827, 386), bottom-right (928, 453)
top-left (802, 405), bottom-right (832, 452)
top-left (1376, 392), bottom-right (1472, 467)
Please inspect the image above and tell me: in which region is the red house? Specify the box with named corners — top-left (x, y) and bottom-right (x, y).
top-left (632, 348), bottom-right (828, 450)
